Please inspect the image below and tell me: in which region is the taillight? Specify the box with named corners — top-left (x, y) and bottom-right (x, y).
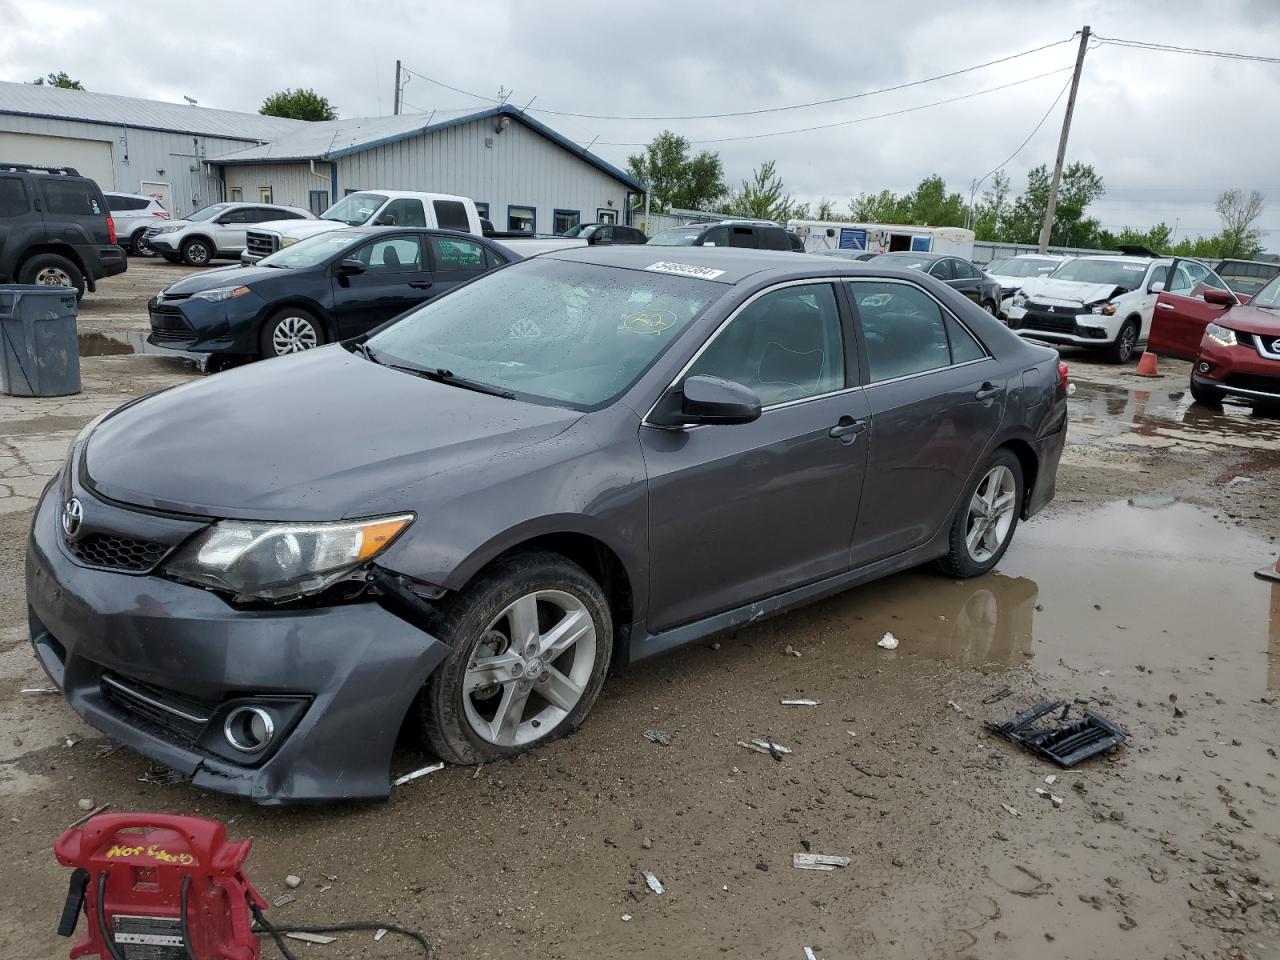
top-left (154, 210), bottom-right (169, 218)
top-left (106, 215), bottom-right (116, 244)
top-left (1058, 360), bottom-right (1070, 393)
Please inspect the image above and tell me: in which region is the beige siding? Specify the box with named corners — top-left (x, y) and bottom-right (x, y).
top-left (222, 162), bottom-right (334, 212)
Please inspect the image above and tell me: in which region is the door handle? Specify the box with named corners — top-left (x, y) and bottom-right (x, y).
top-left (409, 281), bottom-right (433, 289)
top-left (974, 382), bottom-right (1000, 401)
top-left (828, 416), bottom-right (868, 443)
top-left (1155, 302), bottom-right (1175, 310)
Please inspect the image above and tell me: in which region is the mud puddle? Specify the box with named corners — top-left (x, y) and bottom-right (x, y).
top-left (77, 329), bottom-right (201, 366)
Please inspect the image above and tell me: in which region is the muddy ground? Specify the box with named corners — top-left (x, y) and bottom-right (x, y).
top-left (1, 261), bottom-right (1278, 959)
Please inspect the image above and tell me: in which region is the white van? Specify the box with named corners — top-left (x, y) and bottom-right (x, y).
top-left (787, 220), bottom-right (975, 260)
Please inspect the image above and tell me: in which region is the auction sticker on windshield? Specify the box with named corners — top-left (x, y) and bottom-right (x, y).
top-left (646, 261), bottom-right (726, 280)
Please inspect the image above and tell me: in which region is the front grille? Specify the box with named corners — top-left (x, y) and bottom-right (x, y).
top-left (148, 302), bottom-right (192, 339)
top-left (100, 671), bottom-right (214, 745)
top-left (66, 533), bottom-right (170, 573)
top-left (144, 224), bottom-right (165, 240)
top-left (1223, 372), bottom-right (1280, 396)
top-left (1022, 308), bottom-right (1080, 335)
top-left (245, 231), bottom-right (278, 258)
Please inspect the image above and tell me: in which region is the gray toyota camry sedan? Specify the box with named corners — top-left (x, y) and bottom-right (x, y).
top-left (26, 246), bottom-right (1067, 803)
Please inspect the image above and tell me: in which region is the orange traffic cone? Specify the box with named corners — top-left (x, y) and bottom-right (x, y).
top-left (1256, 555), bottom-right (1280, 583)
top-left (1136, 351), bottom-right (1159, 377)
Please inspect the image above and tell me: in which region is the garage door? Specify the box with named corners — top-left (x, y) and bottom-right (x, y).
top-left (0, 132), bottom-right (115, 190)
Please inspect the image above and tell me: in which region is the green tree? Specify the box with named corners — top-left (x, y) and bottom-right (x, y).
top-left (1003, 162), bottom-right (1105, 247)
top-left (259, 88), bottom-right (338, 121)
top-left (32, 71), bottom-right (84, 89)
top-left (903, 174), bottom-right (967, 227)
top-left (1214, 189), bottom-right (1266, 259)
top-left (724, 160), bottom-right (799, 221)
top-left (815, 198), bottom-right (838, 221)
top-left (849, 189), bottom-right (911, 223)
top-left (626, 131), bottom-right (727, 213)
top-left (1096, 222), bottom-right (1173, 253)
top-left (971, 171), bottom-right (1012, 241)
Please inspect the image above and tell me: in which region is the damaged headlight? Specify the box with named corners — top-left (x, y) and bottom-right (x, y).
top-left (189, 285), bottom-right (251, 303)
top-left (1205, 323), bottom-right (1237, 347)
top-left (165, 514), bottom-right (414, 601)
top-left (1090, 302), bottom-right (1117, 315)
top-left (1012, 293), bottom-right (1027, 307)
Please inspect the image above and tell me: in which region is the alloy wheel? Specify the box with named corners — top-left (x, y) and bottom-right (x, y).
top-left (1117, 326), bottom-right (1136, 361)
top-left (186, 242), bottom-right (210, 265)
top-left (134, 235), bottom-right (155, 257)
top-left (270, 316), bottom-right (319, 354)
top-left (965, 465), bottom-right (1017, 563)
top-left (462, 589), bottom-right (597, 747)
top-left (34, 266), bottom-right (72, 286)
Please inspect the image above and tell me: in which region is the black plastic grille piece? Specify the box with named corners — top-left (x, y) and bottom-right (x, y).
top-left (66, 533), bottom-right (169, 572)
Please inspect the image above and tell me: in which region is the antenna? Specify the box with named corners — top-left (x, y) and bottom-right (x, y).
top-left (182, 95), bottom-right (198, 105)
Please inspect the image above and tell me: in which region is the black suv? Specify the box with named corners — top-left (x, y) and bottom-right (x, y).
top-left (0, 163), bottom-right (126, 298)
top-left (647, 218), bottom-right (802, 251)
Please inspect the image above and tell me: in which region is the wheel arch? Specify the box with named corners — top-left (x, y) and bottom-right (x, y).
top-left (257, 299), bottom-right (335, 344)
top-left (180, 234), bottom-right (215, 255)
top-left (17, 243), bottom-right (87, 278)
top-left (997, 437), bottom-right (1039, 518)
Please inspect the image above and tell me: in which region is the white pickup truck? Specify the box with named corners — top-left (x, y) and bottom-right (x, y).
top-left (242, 190), bottom-right (587, 263)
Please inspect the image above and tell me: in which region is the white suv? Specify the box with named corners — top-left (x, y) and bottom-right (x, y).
top-left (1006, 255), bottom-right (1175, 363)
top-left (104, 191), bottom-right (169, 256)
top-left (146, 202), bottom-right (313, 266)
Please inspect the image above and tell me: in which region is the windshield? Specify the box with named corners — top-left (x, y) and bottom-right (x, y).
top-left (188, 204), bottom-right (231, 222)
top-left (648, 227), bottom-right (704, 246)
top-left (258, 231), bottom-right (361, 269)
top-left (560, 224), bottom-right (593, 238)
top-left (1049, 258), bottom-right (1150, 290)
top-left (987, 257), bottom-right (1058, 278)
top-left (366, 258), bottom-right (719, 408)
top-left (321, 192), bottom-right (388, 226)
top-left (1251, 273), bottom-right (1280, 309)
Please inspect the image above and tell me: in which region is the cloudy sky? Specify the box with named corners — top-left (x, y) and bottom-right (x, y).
top-left (2, 0), bottom-right (1277, 244)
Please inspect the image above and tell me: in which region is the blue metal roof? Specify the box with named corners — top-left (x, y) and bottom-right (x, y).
top-left (211, 104), bottom-right (645, 193)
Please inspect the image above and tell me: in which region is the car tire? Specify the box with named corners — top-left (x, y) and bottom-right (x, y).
top-left (161, 254), bottom-right (181, 264)
top-left (180, 237), bottom-right (213, 266)
top-left (18, 253), bottom-right (85, 299)
top-left (1105, 318), bottom-right (1140, 364)
top-left (131, 230), bottom-right (156, 257)
top-left (259, 307), bottom-right (326, 358)
top-left (935, 448), bottom-right (1023, 579)
top-left (419, 552), bottom-right (613, 766)
top-left (981, 300), bottom-right (997, 316)
top-left (1189, 375), bottom-right (1224, 407)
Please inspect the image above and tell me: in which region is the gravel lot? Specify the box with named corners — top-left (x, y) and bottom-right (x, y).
top-left (2, 262), bottom-right (1278, 959)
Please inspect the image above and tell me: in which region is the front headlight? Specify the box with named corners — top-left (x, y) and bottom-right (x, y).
top-left (279, 236), bottom-right (300, 248)
top-left (157, 224), bottom-right (184, 234)
top-left (1205, 323), bottom-right (1237, 347)
top-left (165, 514), bottom-right (414, 601)
top-left (1090, 302), bottom-right (1117, 315)
top-left (1012, 293), bottom-right (1027, 307)
top-left (190, 285), bottom-right (251, 303)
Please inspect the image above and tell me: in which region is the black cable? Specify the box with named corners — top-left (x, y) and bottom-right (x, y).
top-left (1094, 35), bottom-right (1280, 65)
top-left (407, 36), bottom-right (1077, 121)
top-left (250, 902), bottom-right (434, 960)
top-left (95, 872), bottom-right (128, 960)
top-left (971, 76), bottom-right (1073, 197)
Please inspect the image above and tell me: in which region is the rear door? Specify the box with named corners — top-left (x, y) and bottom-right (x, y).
top-left (0, 175), bottom-right (41, 272)
top-left (36, 176), bottom-right (109, 246)
top-left (330, 234), bottom-right (432, 336)
top-left (947, 259), bottom-right (985, 303)
top-left (426, 235), bottom-right (496, 296)
top-left (1148, 259), bottom-right (1236, 360)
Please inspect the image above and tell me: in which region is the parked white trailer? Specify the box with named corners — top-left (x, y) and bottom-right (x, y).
top-left (787, 220), bottom-right (975, 259)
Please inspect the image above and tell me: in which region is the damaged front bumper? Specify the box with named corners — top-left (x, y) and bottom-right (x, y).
top-left (25, 480), bottom-right (449, 804)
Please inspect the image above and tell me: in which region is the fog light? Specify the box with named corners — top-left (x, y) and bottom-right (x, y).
top-left (223, 706), bottom-right (275, 753)
top-left (1198, 362), bottom-right (1211, 374)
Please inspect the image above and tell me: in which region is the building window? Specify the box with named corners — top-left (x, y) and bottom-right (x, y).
top-left (474, 201), bottom-right (490, 220)
top-left (597, 208), bottom-right (617, 224)
top-left (308, 190), bottom-right (330, 216)
top-left (229, 186), bottom-right (243, 202)
top-left (508, 204), bottom-right (535, 234)
top-left (553, 209), bottom-right (581, 235)
top-left (259, 186), bottom-right (273, 203)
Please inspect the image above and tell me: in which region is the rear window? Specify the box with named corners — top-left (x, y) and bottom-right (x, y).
top-left (106, 195), bottom-right (148, 211)
top-left (39, 179), bottom-right (103, 216)
top-left (433, 199), bottom-right (471, 232)
top-left (759, 227), bottom-right (789, 251)
top-left (0, 177), bottom-right (28, 217)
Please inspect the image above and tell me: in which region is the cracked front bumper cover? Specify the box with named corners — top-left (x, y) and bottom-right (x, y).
top-left (25, 481), bottom-right (450, 804)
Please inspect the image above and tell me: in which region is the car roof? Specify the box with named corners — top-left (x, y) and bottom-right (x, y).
top-left (104, 191), bottom-right (155, 200)
top-left (1073, 254), bottom-right (1169, 264)
top-left (343, 189), bottom-right (471, 203)
top-left (543, 244), bottom-right (904, 285)
top-left (876, 251), bottom-right (946, 262)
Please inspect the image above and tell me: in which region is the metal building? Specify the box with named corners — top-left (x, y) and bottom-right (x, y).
top-left (0, 80), bottom-right (301, 216)
top-left (211, 105), bottom-right (645, 230)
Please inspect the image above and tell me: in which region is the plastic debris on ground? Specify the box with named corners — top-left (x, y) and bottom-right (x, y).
top-left (138, 764), bottom-right (189, 785)
top-left (374, 929), bottom-right (388, 941)
top-left (792, 853), bottom-right (850, 871)
top-left (780, 698), bottom-right (820, 706)
top-left (738, 737), bottom-right (792, 760)
top-left (642, 729), bottom-right (672, 746)
top-left (642, 871), bottom-right (665, 895)
top-left (392, 762), bottom-right (444, 786)
top-left (985, 699), bottom-right (1128, 767)
top-left (804, 948), bottom-right (818, 960)
top-left (1035, 787), bottom-right (1065, 808)
top-left (1001, 803), bottom-right (1021, 817)
top-left (286, 932), bottom-right (337, 945)
top-left (1044, 774), bottom-right (1058, 785)
top-left (20, 687), bottom-right (56, 694)
top-left (877, 632), bottom-right (899, 650)
top-left (621, 914), bottom-right (632, 922)
top-left (273, 895), bottom-right (295, 908)
top-left (64, 735), bottom-right (81, 748)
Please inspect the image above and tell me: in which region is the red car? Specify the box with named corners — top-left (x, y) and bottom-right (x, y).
top-left (1148, 268), bottom-right (1280, 407)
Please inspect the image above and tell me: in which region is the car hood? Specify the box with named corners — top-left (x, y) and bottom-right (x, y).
top-left (84, 346), bottom-right (582, 521)
top-left (254, 219), bottom-right (348, 240)
top-left (1222, 303), bottom-right (1280, 336)
top-left (1021, 277), bottom-right (1125, 306)
top-left (157, 264), bottom-right (283, 295)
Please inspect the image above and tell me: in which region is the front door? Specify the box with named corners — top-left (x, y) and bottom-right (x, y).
top-left (642, 282), bottom-right (869, 632)
top-left (1148, 259), bottom-right (1236, 360)
top-left (330, 235), bottom-right (432, 337)
top-left (212, 206), bottom-right (257, 253)
top-left (946, 258), bottom-right (985, 304)
top-left (426, 235), bottom-right (496, 297)
top-left (846, 279), bottom-right (1006, 566)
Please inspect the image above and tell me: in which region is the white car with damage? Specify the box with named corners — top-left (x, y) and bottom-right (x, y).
top-left (984, 253), bottom-right (1071, 316)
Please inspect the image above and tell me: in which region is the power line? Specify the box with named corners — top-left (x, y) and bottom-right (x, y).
top-left (975, 76), bottom-right (1072, 192)
top-left (593, 67), bottom-right (1073, 146)
top-left (1093, 35), bottom-right (1280, 65)
top-left (402, 37), bottom-right (1077, 123)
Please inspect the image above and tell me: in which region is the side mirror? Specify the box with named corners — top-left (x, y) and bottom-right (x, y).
top-left (649, 375), bottom-right (762, 427)
top-left (1203, 287), bottom-right (1236, 307)
top-left (1147, 280), bottom-right (1165, 294)
top-left (338, 258), bottom-right (366, 274)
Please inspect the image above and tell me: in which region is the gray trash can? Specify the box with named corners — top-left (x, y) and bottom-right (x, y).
top-left (0, 284), bottom-right (81, 397)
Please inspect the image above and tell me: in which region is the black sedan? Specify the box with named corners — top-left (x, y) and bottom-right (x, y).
top-left (147, 227), bottom-right (517, 360)
top-left (871, 252), bottom-right (1002, 316)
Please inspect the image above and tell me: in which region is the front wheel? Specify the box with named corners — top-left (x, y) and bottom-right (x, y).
top-left (1105, 318), bottom-right (1139, 364)
top-left (936, 449), bottom-right (1024, 578)
top-left (180, 237), bottom-right (212, 266)
top-left (259, 308), bottom-right (325, 358)
top-left (981, 300), bottom-right (997, 316)
top-left (419, 552), bottom-right (613, 765)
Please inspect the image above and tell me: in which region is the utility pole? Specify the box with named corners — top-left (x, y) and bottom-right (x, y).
top-left (393, 60), bottom-right (402, 115)
top-left (1037, 25), bottom-right (1090, 253)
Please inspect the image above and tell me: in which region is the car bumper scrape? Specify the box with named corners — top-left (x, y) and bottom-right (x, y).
top-left (25, 484), bottom-right (450, 804)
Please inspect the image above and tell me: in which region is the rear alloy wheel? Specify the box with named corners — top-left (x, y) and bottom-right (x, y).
top-left (131, 230), bottom-right (156, 257)
top-left (1105, 318), bottom-right (1139, 364)
top-left (936, 449), bottom-right (1023, 578)
top-left (260, 309), bottom-right (324, 358)
top-left (420, 552), bottom-right (612, 765)
top-left (180, 237), bottom-right (212, 266)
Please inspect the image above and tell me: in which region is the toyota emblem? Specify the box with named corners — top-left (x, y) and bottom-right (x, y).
top-left (61, 497), bottom-right (83, 538)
